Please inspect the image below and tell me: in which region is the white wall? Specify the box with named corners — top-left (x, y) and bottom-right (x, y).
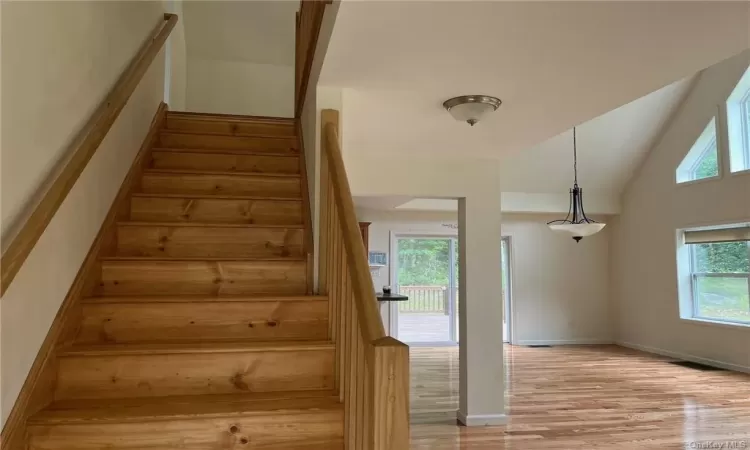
top-left (181, 0), bottom-right (298, 118)
top-left (613, 50), bottom-right (750, 372)
top-left (346, 152), bottom-right (505, 424)
top-left (165, 0), bottom-right (187, 111)
top-left (358, 209), bottom-right (613, 345)
top-left (186, 59), bottom-right (293, 118)
top-left (0, 1), bottom-right (166, 426)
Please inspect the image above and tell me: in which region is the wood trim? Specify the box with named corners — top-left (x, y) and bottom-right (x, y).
top-left (321, 109), bottom-right (385, 344)
top-left (295, 121), bottom-right (315, 294)
top-left (359, 222), bottom-right (371, 253)
top-left (294, 1), bottom-right (328, 118)
top-left (0, 14), bottom-right (178, 296)
top-left (0, 103), bottom-right (168, 449)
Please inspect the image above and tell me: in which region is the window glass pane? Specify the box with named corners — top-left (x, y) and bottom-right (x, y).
top-left (690, 139), bottom-right (719, 179)
top-left (694, 276), bottom-right (750, 323)
top-left (692, 242), bottom-right (750, 273)
top-left (690, 241), bottom-right (750, 324)
top-left (676, 118), bottom-right (719, 183)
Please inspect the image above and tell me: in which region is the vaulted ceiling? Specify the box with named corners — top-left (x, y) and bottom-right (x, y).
top-left (322, 1), bottom-right (749, 208)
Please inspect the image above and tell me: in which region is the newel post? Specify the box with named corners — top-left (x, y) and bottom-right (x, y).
top-left (370, 337), bottom-right (409, 450)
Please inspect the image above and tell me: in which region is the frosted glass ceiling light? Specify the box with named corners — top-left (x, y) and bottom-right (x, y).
top-left (547, 127), bottom-right (606, 242)
top-left (443, 95), bottom-right (501, 126)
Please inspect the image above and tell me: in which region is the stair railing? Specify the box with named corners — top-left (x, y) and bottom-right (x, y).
top-left (319, 109), bottom-right (410, 450)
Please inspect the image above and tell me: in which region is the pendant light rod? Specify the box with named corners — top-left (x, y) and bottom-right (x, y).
top-left (573, 127), bottom-right (578, 186)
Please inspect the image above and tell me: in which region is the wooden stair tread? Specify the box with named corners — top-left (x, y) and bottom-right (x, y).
top-left (30, 391), bottom-right (340, 424)
top-left (117, 221), bottom-right (304, 229)
top-left (100, 256), bottom-right (305, 261)
top-left (59, 340), bottom-right (334, 357)
top-left (144, 168), bottom-right (300, 178)
top-left (153, 147), bottom-right (299, 157)
top-left (166, 111), bottom-right (295, 124)
top-left (81, 294), bottom-right (327, 304)
top-left (131, 192), bottom-right (302, 201)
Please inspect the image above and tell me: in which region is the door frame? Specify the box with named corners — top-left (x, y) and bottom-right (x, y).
top-left (502, 236), bottom-right (515, 344)
top-left (389, 231), bottom-right (458, 346)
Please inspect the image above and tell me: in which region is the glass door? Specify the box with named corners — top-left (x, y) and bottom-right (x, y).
top-left (393, 237), bottom-right (457, 345)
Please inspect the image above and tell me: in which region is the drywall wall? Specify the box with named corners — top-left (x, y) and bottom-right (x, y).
top-left (164, 0), bottom-right (187, 110)
top-left (358, 209), bottom-right (613, 345)
top-left (185, 59), bottom-right (293, 117)
top-left (613, 50), bottom-right (750, 372)
top-left (347, 154), bottom-right (505, 425)
top-left (181, 0), bottom-right (296, 118)
top-left (0, 1), bottom-right (166, 426)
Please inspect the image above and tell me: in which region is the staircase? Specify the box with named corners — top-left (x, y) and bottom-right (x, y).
top-left (25, 112), bottom-right (344, 449)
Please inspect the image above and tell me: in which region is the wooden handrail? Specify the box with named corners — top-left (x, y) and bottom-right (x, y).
top-left (0, 14), bottom-right (178, 296)
top-left (320, 109), bottom-right (409, 449)
top-left (322, 121), bottom-right (386, 344)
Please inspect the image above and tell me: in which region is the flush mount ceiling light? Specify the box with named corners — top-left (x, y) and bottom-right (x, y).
top-left (547, 127), bottom-right (606, 242)
top-left (443, 95), bottom-right (501, 126)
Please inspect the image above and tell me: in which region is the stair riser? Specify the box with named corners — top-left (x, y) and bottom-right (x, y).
top-left (158, 132), bottom-right (298, 154)
top-left (116, 226), bottom-right (304, 258)
top-left (164, 115), bottom-right (296, 138)
top-left (130, 197), bottom-right (303, 225)
top-left (141, 173), bottom-right (301, 198)
top-left (77, 301), bottom-right (329, 343)
top-left (29, 411), bottom-right (343, 450)
top-left (150, 151), bottom-right (300, 175)
top-left (96, 260), bottom-right (307, 296)
top-left (55, 348), bottom-right (334, 400)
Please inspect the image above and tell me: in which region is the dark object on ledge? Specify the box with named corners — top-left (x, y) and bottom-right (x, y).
top-left (375, 292), bottom-right (409, 302)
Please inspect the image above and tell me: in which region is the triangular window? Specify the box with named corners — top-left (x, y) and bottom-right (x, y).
top-left (676, 117), bottom-right (719, 183)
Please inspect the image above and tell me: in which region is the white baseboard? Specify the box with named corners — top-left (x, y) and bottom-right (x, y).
top-left (616, 340), bottom-right (750, 374)
top-left (456, 411), bottom-right (508, 426)
top-left (514, 338), bottom-right (614, 346)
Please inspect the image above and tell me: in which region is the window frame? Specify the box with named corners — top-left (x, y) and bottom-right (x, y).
top-left (676, 116), bottom-right (721, 184)
top-left (736, 90), bottom-right (750, 169)
top-left (687, 240), bottom-right (750, 326)
top-left (726, 66), bottom-right (750, 173)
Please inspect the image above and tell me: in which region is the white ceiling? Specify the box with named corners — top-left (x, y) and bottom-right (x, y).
top-left (498, 77), bottom-right (693, 194)
top-left (352, 76), bottom-right (692, 213)
top-left (183, 1), bottom-right (297, 66)
top-left (322, 1), bottom-right (748, 161)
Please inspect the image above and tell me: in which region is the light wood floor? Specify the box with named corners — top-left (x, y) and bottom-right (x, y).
top-left (410, 345), bottom-right (750, 449)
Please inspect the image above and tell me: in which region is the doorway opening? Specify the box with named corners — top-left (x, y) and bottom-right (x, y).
top-left (391, 235), bottom-right (458, 346)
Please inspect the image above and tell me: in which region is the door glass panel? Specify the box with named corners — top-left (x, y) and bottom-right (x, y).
top-left (396, 238), bottom-right (452, 343)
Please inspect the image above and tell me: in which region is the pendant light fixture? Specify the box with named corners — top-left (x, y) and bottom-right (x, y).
top-left (443, 95), bottom-right (501, 126)
top-left (547, 127), bottom-right (606, 242)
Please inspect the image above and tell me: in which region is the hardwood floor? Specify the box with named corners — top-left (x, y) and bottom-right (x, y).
top-left (410, 345), bottom-right (750, 449)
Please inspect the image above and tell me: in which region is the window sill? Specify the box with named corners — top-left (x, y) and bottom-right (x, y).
top-left (675, 174), bottom-right (722, 187)
top-left (680, 317), bottom-right (750, 331)
top-left (730, 167), bottom-right (750, 177)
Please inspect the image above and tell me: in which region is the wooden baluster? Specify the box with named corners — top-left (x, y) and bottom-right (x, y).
top-left (355, 331), bottom-right (365, 449)
top-left (363, 353), bottom-right (373, 450)
top-left (347, 276), bottom-right (357, 449)
top-left (343, 248), bottom-right (352, 443)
